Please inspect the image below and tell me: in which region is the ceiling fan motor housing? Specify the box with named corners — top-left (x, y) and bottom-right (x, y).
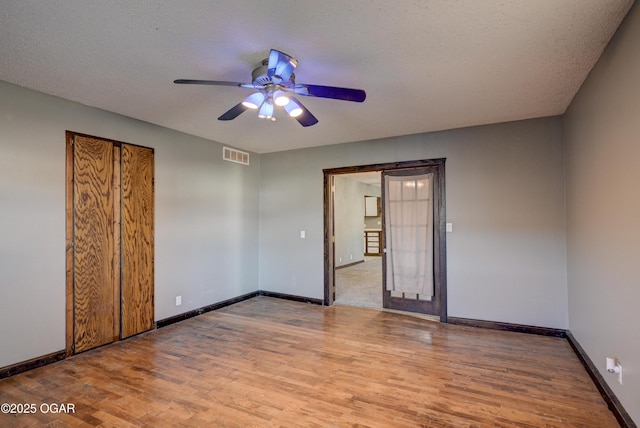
top-left (252, 58), bottom-right (295, 87)
top-left (251, 63), bottom-right (271, 86)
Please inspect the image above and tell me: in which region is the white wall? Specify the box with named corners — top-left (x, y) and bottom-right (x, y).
top-left (564, 1), bottom-right (640, 422)
top-left (0, 81), bottom-right (260, 368)
top-left (259, 117), bottom-right (568, 329)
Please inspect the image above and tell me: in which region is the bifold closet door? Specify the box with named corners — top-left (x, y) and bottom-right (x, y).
top-left (68, 132), bottom-right (154, 354)
top-left (120, 144), bottom-right (154, 339)
top-left (72, 135), bottom-right (118, 353)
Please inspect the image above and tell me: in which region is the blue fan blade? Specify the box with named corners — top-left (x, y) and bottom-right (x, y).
top-left (267, 49), bottom-right (297, 83)
top-left (295, 84), bottom-right (366, 102)
top-left (174, 79), bottom-right (246, 87)
top-left (218, 103), bottom-right (248, 121)
top-left (293, 100), bottom-right (319, 127)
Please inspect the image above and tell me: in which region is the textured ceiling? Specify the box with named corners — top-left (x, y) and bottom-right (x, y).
top-left (0, 0), bottom-right (634, 153)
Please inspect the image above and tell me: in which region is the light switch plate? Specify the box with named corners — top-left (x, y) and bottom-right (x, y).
top-left (446, 223), bottom-right (453, 233)
top-left (300, 230), bottom-right (306, 239)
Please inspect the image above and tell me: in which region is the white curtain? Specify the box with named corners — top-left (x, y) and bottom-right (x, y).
top-left (385, 173), bottom-right (434, 297)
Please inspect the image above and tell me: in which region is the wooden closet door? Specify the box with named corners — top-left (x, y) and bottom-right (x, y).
top-left (120, 144), bottom-right (154, 338)
top-left (73, 136), bottom-right (118, 352)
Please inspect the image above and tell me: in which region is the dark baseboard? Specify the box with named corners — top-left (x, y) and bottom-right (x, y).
top-left (565, 332), bottom-right (636, 428)
top-left (156, 291), bottom-right (259, 328)
top-left (258, 290), bottom-right (324, 305)
top-left (0, 350), bottom-right (66, 380)
top-left (335, 260), bottom-right (365, 270)
top-left (447, 317), bottom-right (567, 337)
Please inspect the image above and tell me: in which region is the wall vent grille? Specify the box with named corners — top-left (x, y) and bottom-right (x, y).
top-left (223, 147), bottom-right (249, 165)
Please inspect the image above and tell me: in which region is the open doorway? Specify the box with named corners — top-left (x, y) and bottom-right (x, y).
top-left (333, 171), bottom-right (382, 309)
top-left (324, 158), bottom-right (447, 321)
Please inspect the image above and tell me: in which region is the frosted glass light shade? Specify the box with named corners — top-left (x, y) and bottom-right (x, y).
top-left (258, 100), bottom-right (274, 119)
top-left (242, 92), bottom-right (265, 109)
top-left (273, 90), bottom-right (290, 106)
top-left (284, 98), bottom-right (303, 117)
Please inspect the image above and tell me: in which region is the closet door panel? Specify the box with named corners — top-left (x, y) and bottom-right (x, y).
top-left (73, 136), bottom-right (116, 352)
top-left (120, 144), bottom-right (154, 338)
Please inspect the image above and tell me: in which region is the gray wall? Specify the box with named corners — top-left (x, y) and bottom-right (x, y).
top-left (334, 176), bottom-right (380, 267)
top-left (564, 1), bottom-right (640, 422)
top-left (0, 81), bottom-right (260, 368)
top-left (259, 117), bottom-right (568, 329)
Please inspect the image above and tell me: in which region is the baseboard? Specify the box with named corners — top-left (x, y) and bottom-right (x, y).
top-left (0, 350), bottom-right (66, 380)
top-left (447, 317), bottom-right (567, 337)
top-left (565, 332), bottom-right (636, 428)
top-left (156, 291), bottom-right (259, 328)
top-left (258, 290), bottom-right (324, 305)
top-left (335, 260), bottom-right (365, 270)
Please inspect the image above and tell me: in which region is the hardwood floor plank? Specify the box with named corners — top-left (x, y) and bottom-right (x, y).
top-left (0, 297), bottom-right (619, 427)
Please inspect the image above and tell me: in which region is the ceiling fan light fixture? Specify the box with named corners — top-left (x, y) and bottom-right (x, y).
top-left (241, 92), bottom-right (265, 109)
top-left (175, 48), bottom-right (366, 127)
top-left (258, 99), bottom-right (274, 119)
top-left (285, 98), bottom-right (304, 117)
top-left (273, 90), bottom-right (290, 106)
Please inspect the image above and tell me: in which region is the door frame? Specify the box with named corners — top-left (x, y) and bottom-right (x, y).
top-left (323, 158), bottom-right (447, 322)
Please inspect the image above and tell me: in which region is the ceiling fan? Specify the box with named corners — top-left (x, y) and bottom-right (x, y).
top-left (174, 49), bottom-right (366, 127)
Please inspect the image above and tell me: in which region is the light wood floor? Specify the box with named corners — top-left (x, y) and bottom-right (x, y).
top-left (0, 297), bottom-right (618, 427)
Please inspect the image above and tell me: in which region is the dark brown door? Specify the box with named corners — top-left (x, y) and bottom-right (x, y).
top-left (382, 165), bottom-right (446, 321)
top-left (121, 144), bottom-right (155, 338)
top-left (67, 132), bottom-right (154, 354)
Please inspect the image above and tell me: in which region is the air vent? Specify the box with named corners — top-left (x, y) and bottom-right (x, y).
top-left (223, 146), bottom-right (250, 165)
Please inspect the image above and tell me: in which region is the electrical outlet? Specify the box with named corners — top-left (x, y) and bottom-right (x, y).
top-left (350, 254), bottom-right (353, 260)
top-left (339, 257), bottom-right (342, 263)
top-left (176, 295), bottom-right (182, 306)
